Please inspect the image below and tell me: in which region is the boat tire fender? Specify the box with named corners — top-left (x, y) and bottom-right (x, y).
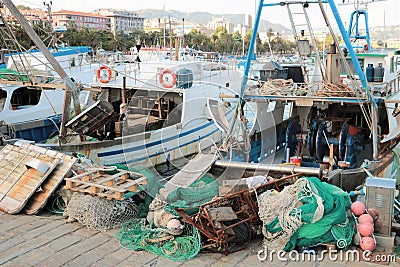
top-left (159, 69), bottom-right (176, 89)
top-left (97, 66), bottom-right (112, 83)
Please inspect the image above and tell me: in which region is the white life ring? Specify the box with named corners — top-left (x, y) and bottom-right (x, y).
top-left (159, 69), bottom-right (176, 88)
top-left (97, 66), bottom-right (112, 83)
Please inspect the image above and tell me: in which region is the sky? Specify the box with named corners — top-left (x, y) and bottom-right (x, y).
top-left (11, 0), bottom-right (400, 28)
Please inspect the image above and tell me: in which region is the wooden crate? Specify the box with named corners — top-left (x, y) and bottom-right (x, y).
top-left (64, 169), bottom-right (147, 200)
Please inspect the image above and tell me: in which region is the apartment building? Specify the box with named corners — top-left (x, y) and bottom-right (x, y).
top-left (207, 17), bottom-right (234, 34)
top-left (52, 10), bottom-right (110, 30)
top-left (95, 9), bottom-right (144, 34)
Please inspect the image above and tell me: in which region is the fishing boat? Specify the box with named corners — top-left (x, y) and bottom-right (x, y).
top-left (0, 44), bottom-right (100, 142)
top-left (216, 0), bottom-right (400, 192)
top-left (0, 0), bottom-right (242, 169)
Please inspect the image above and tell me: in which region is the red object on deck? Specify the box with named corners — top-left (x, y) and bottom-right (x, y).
top-left (348, 125), bottom-right (359, 136)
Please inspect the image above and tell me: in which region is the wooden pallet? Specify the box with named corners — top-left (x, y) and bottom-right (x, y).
top-left (64, 169), bottom-right (147, 200)
top-left (22, 143), bottom-right (77, 215)
top-left (0, 144), bottom-right (61, 214)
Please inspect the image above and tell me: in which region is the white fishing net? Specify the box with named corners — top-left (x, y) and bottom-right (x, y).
top-left (64, 193), bottom-right (138, 231)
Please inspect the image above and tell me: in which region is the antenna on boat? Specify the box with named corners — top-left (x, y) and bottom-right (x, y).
top-left (339, 0), bottom-right (386, 51)
top-left (1, 0), bottom-right (82, 143)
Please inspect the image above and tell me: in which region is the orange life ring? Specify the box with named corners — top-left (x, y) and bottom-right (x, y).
top-left (96, 66), bottom-right (112, 84)
top-left (159, 69), bottom-right (176, 88)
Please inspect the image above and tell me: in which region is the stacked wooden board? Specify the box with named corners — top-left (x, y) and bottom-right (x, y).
top-left (0, 144), bottom-right (62, 214)
top-left (64, 169), bottom-right (147, 200)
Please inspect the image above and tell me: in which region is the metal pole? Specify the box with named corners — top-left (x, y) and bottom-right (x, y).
top-left (182, 18), bottom-right (184, 47)
top-left (169, 16), bottom-right (172, 61)
top-left (326, 0), bottom-right (367, 90)
top-left (163, 17), bottom-right (166, 49)
top-left (214, 160), bottom-right (326, 177)
top-left (2, 0), bottom-right (81, 142)
top-left (225, 0), bottom-right (264, 141)
top-left (371, 103), bottom-right (379, 160)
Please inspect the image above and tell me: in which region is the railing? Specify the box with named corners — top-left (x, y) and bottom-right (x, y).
top-left (384, 72), bottom-right (400, 97)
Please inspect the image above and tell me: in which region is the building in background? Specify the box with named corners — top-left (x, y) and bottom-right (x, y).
top-left (1, 7), bottom-right (49, 26)
top-left (207, 17), bottom-right (234, 34)
top-left (95, 9), bottom-right (144, 35)
top-left (52, 10), bottom-right (110, 30)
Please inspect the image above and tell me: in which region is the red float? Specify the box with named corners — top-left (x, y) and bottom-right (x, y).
top-left (358, 222), bottom-right (374, 237)
top-left (358, 214), bottom-right (374, 225)
top-left (360, 236), bottom-right (376, 251)
top-left (351, 201), bottom-right (365, 216)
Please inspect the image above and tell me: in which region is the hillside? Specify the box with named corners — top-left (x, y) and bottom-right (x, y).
top-left (136, 9), bottom-right (290, 33)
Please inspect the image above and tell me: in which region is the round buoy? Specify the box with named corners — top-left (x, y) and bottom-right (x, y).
top-left (167, 218), bottom-right (182, 229)
top-left (360, 236), bottom-right (376, 251)
top-left (351, 201), bottom-right (366, 216)
top-left (358, 222), bottom-right (374, 237)
top-left (358, 214), bottom-right (374, 225)
top-left (353, 233), bottom-right (361, 245)
top-left (374, 220), bottom-right (383, 233)
top-left (367, 208), bottom-right (379, 221)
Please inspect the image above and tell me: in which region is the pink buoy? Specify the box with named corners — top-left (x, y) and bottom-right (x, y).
top-left (358, 222), bottom-right (374, 237)
top-left (360, 236), bottom-right (376, 251)
top-left (167, 219), bottom-right (182, 229)
top-left (367, 208), bottom-right (379, 221)
top-left (358, 214), bottom-right (374, 225)
top-left (351, 201), bottom-right (365, 216)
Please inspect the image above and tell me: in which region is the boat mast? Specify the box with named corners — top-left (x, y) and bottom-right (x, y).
top-left (326, 0), bottom-right (378, 159)
top-left (2, 0), bottom-right (82, 142)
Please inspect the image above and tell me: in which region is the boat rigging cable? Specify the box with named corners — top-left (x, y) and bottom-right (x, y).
top-left (317, 0), bottom-right (373, 131)
top-left (0, 8), bottom-right (62, 123)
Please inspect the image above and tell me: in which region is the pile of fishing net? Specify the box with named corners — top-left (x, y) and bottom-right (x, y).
top-left (117, 219), bottom-right (201, 262)
top-left (163, 174), bottom-right (220, 215)
top-left (116, 174), bottom-right (219, 260)
top-left (258, 177), bottom-right (354, 251)
top-left (64, 166), bottom-right (161, 231)
top-left (64, 193), bottom-right (139, 231)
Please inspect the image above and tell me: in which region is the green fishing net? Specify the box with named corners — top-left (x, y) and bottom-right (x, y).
top-left (108, 164), bottom-right (163, 217)
top-left (164, 174), bottom-right (220, 216)
top-left (117, 219), bottom-right (202, 261)
top-left (261, 177), bottom-right (354, 251)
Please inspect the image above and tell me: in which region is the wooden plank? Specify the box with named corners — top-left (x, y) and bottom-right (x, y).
top-left (63, 169), bottom-right (147, 200)
top-left (0, 144), bottom-right (61, 214)
top-left (163, 153), bottom-right (217, 196)
top-left (67, 173), bottom-right (113, 190)
top-left (23, 143), bottom-right (77, 215)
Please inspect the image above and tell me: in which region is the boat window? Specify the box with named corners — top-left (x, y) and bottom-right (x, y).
top-left (0, 89), bottom-right (6, 112)
top-left (283, 102), bottom-right (293, 121)
top-left (393, 56), bottom-right (400, 73)
top-left (342, 58), bottom-right (364, 75)
top-left (10, 87), bottom-right (41, 110)
top-left (267, 101), bottom-right (276, 112)
top-left (126, 92), bottom-right (182, 134)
